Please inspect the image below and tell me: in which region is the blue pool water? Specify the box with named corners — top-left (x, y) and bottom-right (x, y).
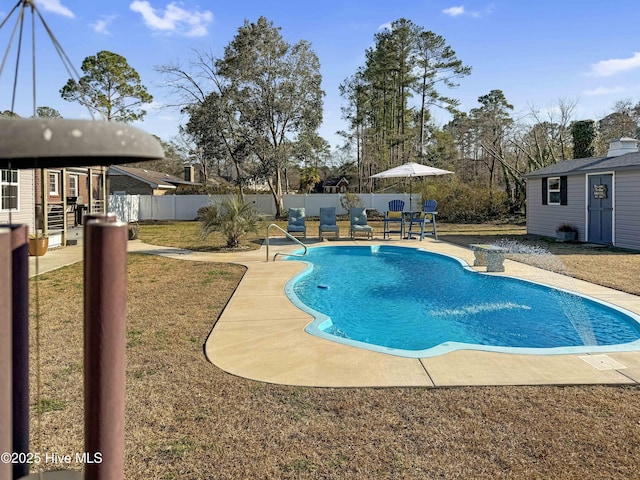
top-left (284, 245), bottom-right (640, 357)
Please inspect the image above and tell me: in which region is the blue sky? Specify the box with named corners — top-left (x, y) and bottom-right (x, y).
top-left (2, 0), bottom-right (640, 152)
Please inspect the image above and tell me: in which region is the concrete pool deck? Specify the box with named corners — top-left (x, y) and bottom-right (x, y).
top-left (127, 237), bottom-right (640, 388)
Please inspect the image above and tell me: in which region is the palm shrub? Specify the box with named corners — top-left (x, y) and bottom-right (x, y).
top-left (200, 197), bottom-right (259, 248)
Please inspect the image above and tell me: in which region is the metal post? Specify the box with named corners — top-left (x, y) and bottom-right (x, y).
top-left (0, 228), bottom-right (12, 480)
top-left (83, 215), bottom-right (127, 479)
top-left (10, 225), bottom-right (29, 480)
top-left (61, 168), bottom-right (68, 246)
top-left (87, 168), bottom-right (93, 214)
top-left (40, 169), bottom-right (48, 234)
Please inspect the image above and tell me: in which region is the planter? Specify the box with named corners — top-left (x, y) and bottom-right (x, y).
top-left (127, 223), bottom-right (139, 240)
top-left (28, 237), bottom-right (49, 256)
top-left (555, 230), bottom-right (577, 242)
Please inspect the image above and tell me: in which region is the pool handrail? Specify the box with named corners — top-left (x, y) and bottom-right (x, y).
top-left (266, 223), bottom-right (308, 262)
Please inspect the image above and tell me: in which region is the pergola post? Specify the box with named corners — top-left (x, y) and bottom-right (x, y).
top-left (10, 226), bottom-right (29, 480)
top-left (0, 117), bottom-right (163, 479)
top-left (83, 215), bottom-right (127, 479)
top-left (0, 228), bottom-right (12, 480)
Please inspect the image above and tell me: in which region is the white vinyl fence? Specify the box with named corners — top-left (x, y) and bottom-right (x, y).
top-left (109, 194), bottom-right (140, 222)
top-left (109, 193), bottom-right (419, 222)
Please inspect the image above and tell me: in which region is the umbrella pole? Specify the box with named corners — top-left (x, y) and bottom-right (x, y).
top-left (409, 177), bottom-right (413, 211)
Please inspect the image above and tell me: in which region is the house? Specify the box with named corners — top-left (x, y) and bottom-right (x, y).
top-left (322, 177), bottom-right (349, 194)
top-left (35, 166), bottom-right (108, 247)
top-left (1, 166), bottom-right (106, 247)
top-left (524, 137), bottom-right (640, 250)
top-left (108, 165), bottom-right (200, 195)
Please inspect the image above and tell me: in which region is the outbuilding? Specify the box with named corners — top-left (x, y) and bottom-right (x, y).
top-left (524, 137), bottom-right (640, 250)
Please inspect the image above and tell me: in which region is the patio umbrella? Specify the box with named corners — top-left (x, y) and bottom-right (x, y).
top-left (370, 162), bottom-right (454, 209)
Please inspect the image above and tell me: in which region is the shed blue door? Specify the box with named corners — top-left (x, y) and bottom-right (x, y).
top-left (587, 174), bottom-right (613, 244)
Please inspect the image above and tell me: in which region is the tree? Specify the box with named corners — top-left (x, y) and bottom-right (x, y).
top-left (216, 17), bottom-right (324, 217)
top-left (159, 20), bottom-right (323, 215)
top-left (339, 71), bottom-right (371, 192)
top-left (299, 166), bottom-right (321, 193)
top-left (412, 30), bottom-right (471, 156)
top-left (36, 106), bottom-right (62, 118)
top-left (60, 50), bottom-right (153, 122)
top-left (469, 90), bottom-right (513, 209)
top-left (184, 90), bottom-right (252, 192)
top-left (571, 120), bottom-right (596, 158)
top-left (123, 136), bottom-right (187, 177)
top-left (596, 99), bottom-right (640, 154)
top-left (339, 19), bottom-right (470, 190)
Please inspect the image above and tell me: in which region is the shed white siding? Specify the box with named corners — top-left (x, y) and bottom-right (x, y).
top-left (0, 169), bottom-right (34, 229)
top-left (614, 170), bottom-right (640, 250)
top-left (526, 176), bottom-right (586, 241)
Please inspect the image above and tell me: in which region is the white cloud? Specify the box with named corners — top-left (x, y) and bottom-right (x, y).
top-left (582, 85), bottom-right (627, 96)
top-left (91, 15), bottom-right (118, 35)
top-left (147, 100), bottom-right (166, 111)
top-left (442, 4), bottom-right (494, 18)
top-left (36, 0), bottom-right (74, 18)
top-left (129, 1), bottom-right (213, 37)
top-left (589, 52), bottom-right (640, 77)
top-left (442, 6), bottom-right (465, 17)
top-left (378, 22), bottom-right (392, 31)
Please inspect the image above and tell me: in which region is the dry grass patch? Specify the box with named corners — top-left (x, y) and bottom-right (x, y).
top-left (138, 219), bottom-right (386, 251)
top-left (438, 223), bottom-right (640, 296)
top-left (28, 253), bottom-right (640, 479)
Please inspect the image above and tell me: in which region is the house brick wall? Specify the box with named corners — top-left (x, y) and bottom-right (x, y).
top-left (109, 176), bottom-right (154, 195)
top-left (34, 168), bottom-right (104, 205)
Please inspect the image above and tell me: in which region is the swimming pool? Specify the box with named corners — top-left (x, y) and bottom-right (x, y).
top-left (284, 245), bottom-right (640, 358)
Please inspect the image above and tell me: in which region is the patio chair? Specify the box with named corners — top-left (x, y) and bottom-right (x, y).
top-left (319, 207), bottom-right (339, 240)
top-left (408, 200), bottom-right (438, 240)
top-left (383, 199), bottom-right (405, 239)
top-left (350, 207), bottom-right (373, 239)
top-left (287, 207), bottom-right (306, 238)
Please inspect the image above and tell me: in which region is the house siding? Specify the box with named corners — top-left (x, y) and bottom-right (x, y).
top-left (526, 176), bottom-right (586, 241)
top-left (614, 170), bottom-right (640, 250)
top-left (0, 169), bottom-right (34, 228)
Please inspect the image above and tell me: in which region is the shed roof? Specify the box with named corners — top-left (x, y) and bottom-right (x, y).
top-left (524, 151), bottom-right (640, 178)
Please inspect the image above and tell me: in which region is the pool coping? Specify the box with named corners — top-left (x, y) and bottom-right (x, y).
top-left (130, 238), bottom-right (640, 387)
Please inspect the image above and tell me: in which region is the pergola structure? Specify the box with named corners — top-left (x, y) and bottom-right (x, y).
top-left (1, 118), bottom-right (164, 480)
top-left (1, 3), bottom-right (165, 479)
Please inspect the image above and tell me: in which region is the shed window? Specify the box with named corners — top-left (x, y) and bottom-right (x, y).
top-left (542, 176), bottom-right (567, 206)
top-left (548, 177), bottom-right (561, 204)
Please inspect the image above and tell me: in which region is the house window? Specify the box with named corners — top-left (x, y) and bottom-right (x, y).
top-left (547, 177), bottom-right (561, 205)
top-left (69, 174), bottom-right (79, 197)
top-left (1, 169), bottom-right (19, 210)
top-left (49, 172), bottom-right (59, 196)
